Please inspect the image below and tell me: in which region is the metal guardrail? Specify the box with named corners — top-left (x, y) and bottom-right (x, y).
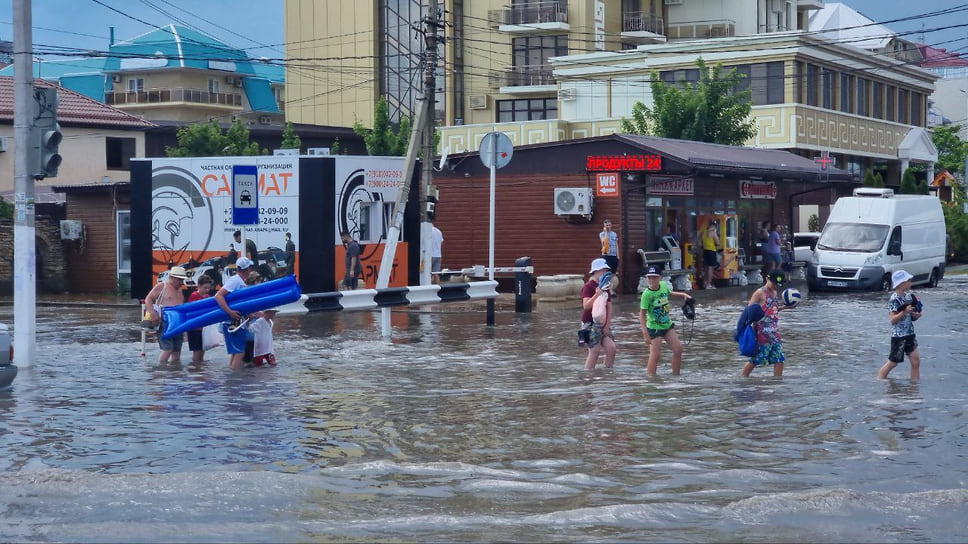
top-left (105, 88), bottom-right (244, 107)
top-left (623, 12), bottom-right (665, 34)
top-left (276, 281), bottom-right (500, 316)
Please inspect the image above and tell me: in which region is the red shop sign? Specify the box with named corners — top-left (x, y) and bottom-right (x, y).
top-left (739, 179), bottom-right (777, 199)
top-left (586, 154), bottom-right (662, 172)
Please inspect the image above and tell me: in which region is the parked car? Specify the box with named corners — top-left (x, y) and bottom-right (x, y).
top-left (184, 256), bottom-right (226, 287)
top-left (256, 246), bottom-right (289, 279)
top-left (792, 232), bottom-right (821, 263)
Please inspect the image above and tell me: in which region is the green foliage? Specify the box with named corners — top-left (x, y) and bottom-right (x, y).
top-left (353, 97), bottom-right (412, 156)
top-left (619, 58), bottom-right (756, 146)
top-left (808, 213), bottom-right (820, 232)
top-left (166, 118), bottom-right (265, 157)
top-left (943, 181), bottom-right (968, 261)
top-left (0, 197), bottom-right (12, 218)
top-left (932, 125), bottom-right (967, 176)
top-left (863, 168), bottom-right (876, 187)
top-left (280, 121), bottom-right (302, 151)
top-left (899, 168), bottom-right (918, 194)
top-left (330, 138), bottom-right (341, 155)
top-left (874, 172), bottom-right (884, 187)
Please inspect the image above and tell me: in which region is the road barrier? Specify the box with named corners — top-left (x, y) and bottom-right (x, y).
top-left (275, 281), bottom-right (499, 315)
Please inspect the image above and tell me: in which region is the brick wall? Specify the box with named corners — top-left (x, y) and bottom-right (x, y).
top-left (0, 214), bottom-right (69, 295)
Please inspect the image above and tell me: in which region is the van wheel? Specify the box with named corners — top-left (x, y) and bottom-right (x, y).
top-left (879, 274), bottom-right (892, 291)
top-left (927, 268), bottom-right (939, 288)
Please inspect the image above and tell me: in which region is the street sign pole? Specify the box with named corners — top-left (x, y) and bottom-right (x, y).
top-left (232, 165), bottom-right (259, 264)
top-left (479, 132), bottom-right (513, 326)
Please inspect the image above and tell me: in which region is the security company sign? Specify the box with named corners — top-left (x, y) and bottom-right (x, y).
top-left (596, 172), bottom-right (619, 197)
top-left (739, 179), bottom-right (777, 199)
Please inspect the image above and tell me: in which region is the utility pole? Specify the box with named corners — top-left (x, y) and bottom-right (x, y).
top-left (13, 0), bottom-right (36, 368)
top-left (419, 4), bottom-right (443, 286)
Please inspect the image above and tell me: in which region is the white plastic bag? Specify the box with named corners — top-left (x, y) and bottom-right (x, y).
top-left (592, 292), bottom-right (608, 325)
top-left (202, 323), bottom-right (222, 351)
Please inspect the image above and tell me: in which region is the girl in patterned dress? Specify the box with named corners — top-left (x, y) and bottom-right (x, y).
top-left (742, 271), bottom-right (792, 377)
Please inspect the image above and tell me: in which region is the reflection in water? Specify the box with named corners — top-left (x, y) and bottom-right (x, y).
top-left (0, 278), bottom-right (966, 542)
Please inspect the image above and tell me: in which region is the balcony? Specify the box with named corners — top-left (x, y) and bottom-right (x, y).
top-left (489, 64), bottom-right (556, 90)
top-left (105, 88), bottom-right (244, 107)
top-left (491, 1), bottom-right (569, 33)
top-left (666, 19), bottom-right (736, 40)
top-left (797, 0), bottom-right (824, 9)
top-left (621, 12), bottom-right (666, 44)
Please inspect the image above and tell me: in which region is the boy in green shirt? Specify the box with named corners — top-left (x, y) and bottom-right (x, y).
top-left (639, 266), bottom-right (693, 375)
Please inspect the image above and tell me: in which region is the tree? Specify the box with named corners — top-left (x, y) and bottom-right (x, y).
top-left (874, 172), bottom-right (884, 187)
top-left (899, 167), bottom-right (918, 194)
top-left (942, 181), bottom-right (968, 261)
top-left (280, 121), bottom-right (302, 151)
top-left (353, 97), bottom-right (411, 156)
top-left (0, 197), bottom-right (12, 218)
top-left (166, 118), bottom-right (264, 157)
top-left (808, 213), bottom-right (820, 232)
top-left (932, 125), bottom-right (968, 177)
top-left (620, 58), bottom-right (756, 146)
top-left (863, 168), bottom-right (877, 187)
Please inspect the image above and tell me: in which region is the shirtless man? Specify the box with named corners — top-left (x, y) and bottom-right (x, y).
top-left (144, 266), bottom-right (189, 363)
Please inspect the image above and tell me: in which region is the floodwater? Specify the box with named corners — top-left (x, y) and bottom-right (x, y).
top-left (1, 277), bottom-right (967, 543)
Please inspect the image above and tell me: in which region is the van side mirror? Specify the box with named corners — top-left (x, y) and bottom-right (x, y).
top-left (888, 240), bottom-right (902, 257)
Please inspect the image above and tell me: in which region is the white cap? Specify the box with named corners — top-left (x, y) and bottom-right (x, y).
top-left (891, 270), bottom-right (913, 289)
top-left (236, 257), bottom-right (254, 270)
top-left (589, 258), bottom-right (610, 274)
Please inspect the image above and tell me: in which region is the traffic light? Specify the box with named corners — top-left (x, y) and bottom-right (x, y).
top-left (29, 87), bottom-right (62, 179)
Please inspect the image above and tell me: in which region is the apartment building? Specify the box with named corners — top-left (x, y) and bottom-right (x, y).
top-left (0, 25), bottom-right (285, 126)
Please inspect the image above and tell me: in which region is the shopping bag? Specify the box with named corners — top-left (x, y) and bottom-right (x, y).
top-left (202, 323), bottom-right (223, 351)
top-left (738, 324), bottom-right (757, 357)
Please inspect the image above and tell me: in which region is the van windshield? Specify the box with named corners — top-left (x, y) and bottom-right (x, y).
top-left (817, 223), bottom-right (889, 252)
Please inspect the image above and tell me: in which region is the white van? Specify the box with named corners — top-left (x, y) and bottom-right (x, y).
top-left (807, 188), bottom-right (946, 291)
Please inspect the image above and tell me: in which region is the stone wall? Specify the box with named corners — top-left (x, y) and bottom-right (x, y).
top-left (0, 215), bottom-right (69, 295)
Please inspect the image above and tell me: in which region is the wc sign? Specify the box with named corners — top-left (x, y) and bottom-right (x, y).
top-left (596, 172), bottom-right (619, 197)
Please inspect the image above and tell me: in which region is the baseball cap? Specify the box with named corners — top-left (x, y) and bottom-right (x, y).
top-left (236, 257), bottom-right (254, 270)
top-left (768, 271), bottom-right (785, 286)
top-left (646, 266), bottom-right (662, 277)
top-left (891, 270), bottom-right (913, 289)
top-left (589, 258), bottom-right (610, 274)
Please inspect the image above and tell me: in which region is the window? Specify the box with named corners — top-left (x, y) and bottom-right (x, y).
top-left (821, 69), bottom-right (833, 109)
top-left (512, 35), bottom-right (567, 68)
top-left (126, 78), bottom-right (144, 93)
top-left (117, 210), bottom-right (131, 294)
top-left (497, 98), bottom-right (557, 122)
top-left (872, 82), bottom-right (883, 119)
top-left (105, 137), bottom-right (136, 170)
top-left (856, 78), bottom-right (868, 117)
top-left (897, 88), bottom-right (907, 123)
top-left (886, 86), bottom-right (896, 122)
top-left (911, 92), bottom-right (922, 126)
top-left (840, 74), bottom-right (852, 113)
top-left (208, 78), bottom-right (220, 94)
top-left (765, 62), bottom-right (784, 104)
top-left (730, 64), bottom-right (751, 95)
top-left (806, 64), bottom-right (818, 106)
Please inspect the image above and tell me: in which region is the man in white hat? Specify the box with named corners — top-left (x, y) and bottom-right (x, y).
top-left (215, 257), bottom-right (255, 369)
top-left (580, 258), bottom-right (617, 370)
top-left (144, 266), bottom-right (189, 363)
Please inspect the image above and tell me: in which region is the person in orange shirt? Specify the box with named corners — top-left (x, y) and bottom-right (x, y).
top-left (599, 219), bottom-right (619, 283)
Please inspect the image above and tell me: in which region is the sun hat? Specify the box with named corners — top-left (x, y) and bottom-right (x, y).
top-left (236, 257), bottom-right (254, 270)
top-left (768, 271), bottom-right (785, 286)
top-left (646, 266), bottom-right (662, 277)
top-left (168, 266), bottom-right (188, 280)
top-left (589, 258), bottom-right (610, 274)
top-left (891, 270), bottom-right (913, 289)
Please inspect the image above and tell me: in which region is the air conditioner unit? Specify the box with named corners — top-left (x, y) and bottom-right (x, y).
top-left (664, 0), bottom-right (683, 5)
top-left (467, 94), bottom-right (488, 110)
top-left (554, 188), bottom-right (594, 216)
top-left (273, 149), bottom-right (299, 156)
top-left (234, 79), bottom-right (243, 87)
top-left (258, 115), bottom-right (271, 125)
top-left (111, 74), bottom-right (122, 83)
top-left (60, 220), bottom-right (83, 240)
top-left (307, 147), bottom-right (331, 156)
top-left (558, 88), bottom-right (576, 101)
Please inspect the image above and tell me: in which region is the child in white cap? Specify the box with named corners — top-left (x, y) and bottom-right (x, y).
top-left (878, 270), bottom-right (923, 379)
top-left (580, 258), bottom-right (616, 370)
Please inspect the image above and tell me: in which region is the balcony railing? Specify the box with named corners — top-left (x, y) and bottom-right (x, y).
top-left (666, 19), bottom-right (736, 40)
top-left (623, 12), bottom-right (665, 35)
top-left (490, 1), bottom-right (568, 26)
top-left (105, 88), bottom-right (244, 107)
top-left (490, 64), bottom-right (556, 88)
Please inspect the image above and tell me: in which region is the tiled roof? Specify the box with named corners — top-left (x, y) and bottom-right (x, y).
top-left (918, 44), bottom-right (968, 68)
top-left (0, 77), bottom-right (155, 128)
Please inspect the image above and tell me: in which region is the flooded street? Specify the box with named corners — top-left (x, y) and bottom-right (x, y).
top-left (1, 277), bottom-right (967, 542)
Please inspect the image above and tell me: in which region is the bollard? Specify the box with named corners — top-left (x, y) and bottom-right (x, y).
top-left (514, 256), bottom-right (533, 313)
